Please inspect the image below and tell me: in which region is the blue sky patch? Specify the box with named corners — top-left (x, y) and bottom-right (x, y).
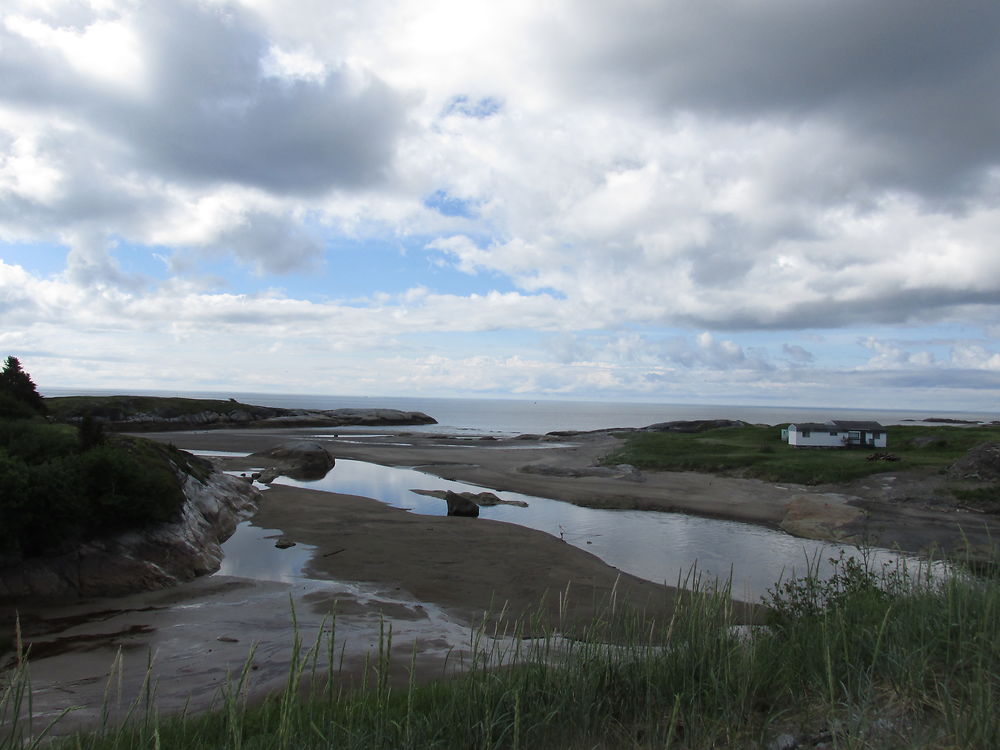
top-left (442, 95), bottom-right (503, 119)
top-left (0, 241), bottom-right (69, 277)
top-left (424, 190), bottom-right (479, 218)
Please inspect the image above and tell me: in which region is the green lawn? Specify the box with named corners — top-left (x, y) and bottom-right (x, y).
top-left (601, 423), bottom-right (1000, 485)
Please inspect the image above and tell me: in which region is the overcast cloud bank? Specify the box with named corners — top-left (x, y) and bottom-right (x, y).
top-left (1, 0), bottom-right (998, 410)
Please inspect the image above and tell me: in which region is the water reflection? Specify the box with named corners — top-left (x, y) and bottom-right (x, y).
top-left (273, 460), bottom-right (921, 600)
top-left (217, 522), bottom-right (316, 582)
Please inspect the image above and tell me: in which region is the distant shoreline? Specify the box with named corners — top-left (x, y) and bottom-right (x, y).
top-left (41, 388), bottom-right (998, 434)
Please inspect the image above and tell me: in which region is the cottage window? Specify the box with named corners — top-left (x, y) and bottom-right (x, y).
top-left (829, 431), bottom-right (837, 436)
top-left (801, 430), bottom-right (810, 437)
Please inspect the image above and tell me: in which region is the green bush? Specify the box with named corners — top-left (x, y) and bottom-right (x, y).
top-left (0, 419), bottom-right (78, 463)
top-left (0, 392), bottom-right (37, 420)
top-left (0, 420), bottom-right (187, 562)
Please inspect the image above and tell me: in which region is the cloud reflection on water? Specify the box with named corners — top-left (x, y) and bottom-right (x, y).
top-left (269, 460), bottom-right (918, 600)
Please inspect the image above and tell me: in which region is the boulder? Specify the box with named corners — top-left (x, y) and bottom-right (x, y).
top-left (251, 441), bottom-right (335, 481)
top-left (410, 489), bottom-right (529, 508)
top-left (444, 491), bottom-right (480, 517)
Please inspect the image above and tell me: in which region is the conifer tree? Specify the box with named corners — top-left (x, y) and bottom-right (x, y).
top-left (0, 356), bottom-right (46, 415)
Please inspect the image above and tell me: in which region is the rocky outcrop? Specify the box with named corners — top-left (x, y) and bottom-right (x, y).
top-left (443, 491), bottom-right (480, 517)
top-left (412, 489), bottom-right (529, 508)
top-left (0, 470), bottom-right (259, 600)
top-left (252, 441), bottom-right (336, 482)
top-left (948, 443), bottom-right (1000, 482)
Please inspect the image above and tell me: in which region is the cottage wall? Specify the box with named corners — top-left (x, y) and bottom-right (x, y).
top-left (785, 423), bottom-right (887, 448)
top-left (787, 427), bottom-right (845, 447)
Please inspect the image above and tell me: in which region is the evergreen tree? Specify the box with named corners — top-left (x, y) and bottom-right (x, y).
top-left (0, 356), bottom-right (46, 415)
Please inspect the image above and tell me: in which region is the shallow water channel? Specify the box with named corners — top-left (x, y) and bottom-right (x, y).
top-left (219, 458), bottom-right (923, 601)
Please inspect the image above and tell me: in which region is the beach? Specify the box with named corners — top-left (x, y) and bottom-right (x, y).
top-left (8, 423), bottom-right (998, 736)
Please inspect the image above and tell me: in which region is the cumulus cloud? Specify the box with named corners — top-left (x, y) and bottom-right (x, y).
top-left (0, 0), bottom-right (406, 284)
top-left (2, 0), bottom-right (999, 407)
top-left (552, 0), bottom-right (1000, 203)
top-left (1, 1), bottom-right (404, 193)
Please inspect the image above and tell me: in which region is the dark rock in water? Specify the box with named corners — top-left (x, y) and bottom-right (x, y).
top-left (470, 491), bottom-right (504, 506)
top-left (274, 539), bottom-right (296, 549)
top-left (949, 443), bottom-right (1000, 481)
top-left (411, 489), bottom-right (529, 508)
top-left (251, 441), bottom-right (335, 481)
top-left (444, 491), bottom-right (480, 517)
top-left (644, 419), bottom-right (748, 433)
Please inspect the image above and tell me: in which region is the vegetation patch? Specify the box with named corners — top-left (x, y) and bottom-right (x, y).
top-left (0, 359), bottom-right (197, 566)
top-left (0, 423), bottom-right (190, 564)
top-left (43, 395), bottom-right (278, 423)
top-left (602, 423), bottom-right (1000, 485)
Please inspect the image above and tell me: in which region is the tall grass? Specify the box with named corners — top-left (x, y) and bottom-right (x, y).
top-left (4, 553), bottom-right (1000, 748)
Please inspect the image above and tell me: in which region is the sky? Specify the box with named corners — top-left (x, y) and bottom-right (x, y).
top-left (1, 0), bottom-right (999, 411)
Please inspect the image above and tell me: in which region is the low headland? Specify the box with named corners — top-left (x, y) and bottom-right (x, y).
top-left (44, 394), bottom-right (437, 431)
top-left (3, 385), bottom-right (1000, 748)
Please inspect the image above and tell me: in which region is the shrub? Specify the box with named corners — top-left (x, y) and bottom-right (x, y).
top-left (0, 422), bottom-right (187, 562)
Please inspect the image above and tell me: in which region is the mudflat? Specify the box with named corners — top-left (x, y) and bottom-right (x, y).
top-left (150, 425), bottom-right (1000, 558)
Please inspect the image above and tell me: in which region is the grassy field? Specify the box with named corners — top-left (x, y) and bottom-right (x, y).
top-left (3, 555), bottom-right (998, 749)
top-left (601, 423), bottom-right (1000, 485)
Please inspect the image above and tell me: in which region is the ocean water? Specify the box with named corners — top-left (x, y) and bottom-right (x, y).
top-left (40, 387), bottom-right (997, 437)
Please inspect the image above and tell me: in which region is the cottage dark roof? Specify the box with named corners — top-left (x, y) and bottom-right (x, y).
top-left (788, 420), bottom-right (885, 432)
top-left (829, 420), bottom-right (884, 430)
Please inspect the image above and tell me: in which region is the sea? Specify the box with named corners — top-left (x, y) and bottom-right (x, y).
top-left (41, 387), bottom-right (997, 436)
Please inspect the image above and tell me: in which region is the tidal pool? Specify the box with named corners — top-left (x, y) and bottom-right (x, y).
top-left (216, 521), bottom-right (316, 583)
top-left (260, 459), bottom-right (926, 601)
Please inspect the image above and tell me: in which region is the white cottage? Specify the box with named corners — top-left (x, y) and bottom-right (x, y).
top-left (781, 420), bottom-right (887, 449)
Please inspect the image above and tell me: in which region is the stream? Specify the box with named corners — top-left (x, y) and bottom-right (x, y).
top-left (219, 458), bottom-right (928, 601)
